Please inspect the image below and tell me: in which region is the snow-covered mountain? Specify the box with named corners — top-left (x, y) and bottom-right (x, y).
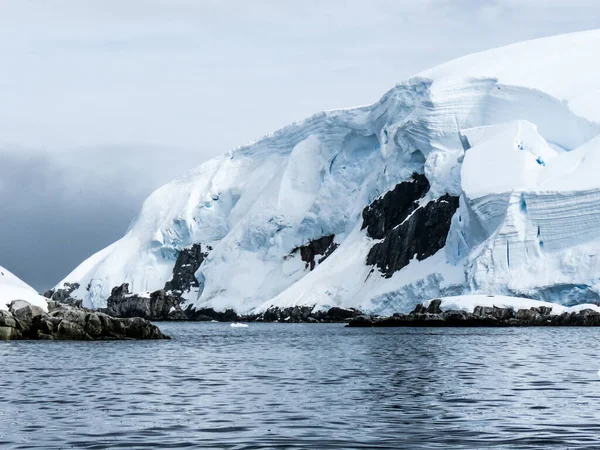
top-left (55, 30), bottom-right (600, 315)
top-left (0, 265), bottom-right (47, 311)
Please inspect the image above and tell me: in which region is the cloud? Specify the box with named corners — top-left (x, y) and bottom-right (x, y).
top-left (0, 0), bottom-right (598, 290)
top-left (0, 145), bottom-right (203, 290)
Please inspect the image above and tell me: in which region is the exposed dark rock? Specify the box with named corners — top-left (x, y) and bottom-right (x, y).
top-left (0, 309), bottom-right (22, 339)
top-left (164, 244), bottom-right (208, 295)
top-left (347, 301), bottom-right (600, 327)
top-left (347, 315), bottom-right (374, 327)
top-left (314, 306), bottom-right (362, 322)
top-left (105, 283), bottom-right (185, 321)
top-left (261, 305), bottom-right (314, 322)
top-left (440, 309), bottom-right (474, 325)
top-left (426, 299), bottom-right (442, 314)
top-left (291, 235), bottom-right (339, 270)
top-left (184, 306), bottom-right (240, 322)
top-left (0, 301), bottom-right (169, 340)
top-left (101, 244), bottom-right (210, 321)
top-left (361, 173), bottom-right (430, 239)
top-left (410, 303), bottom-right (427, 314)
top-left (10, 299), bottom-right (45, 323)
top-left (256, 305), bottom-right (362, 323)
top-left (104, 299), bottom-right (365, 323)
top-left (366, 194), bottom-right (460, 277)
top-left (515, 308), bottom-right (544, 324)
top-left (48, 282), bottom-right (81, 305)
top-left (473, 305), bottom-right (516, 321)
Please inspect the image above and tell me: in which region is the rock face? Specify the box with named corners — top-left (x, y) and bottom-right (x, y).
top-left (0, 300), bottom-right (169, 340)
top-left (366, 193), bottom-right (460, 277)
top-left (105, 283), bottom-right (186, 321)
top-left (45, 282), bottom-right (82, 307)
top-left (164, 244), bottom-right (208, 295)
top-left (103, 244), bottom-right (210, 321)
top-left (362, 173), bottom-right (430, 240)
top-left (291, 235), bottom-right (339, 271)
top-left (348, 301), bottom-right (600, 327)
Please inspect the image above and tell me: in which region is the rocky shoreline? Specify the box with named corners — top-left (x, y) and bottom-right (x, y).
top-left (169, 305), bottom-right (364, 323)
top-left (0, 300), bottom-right (169, 340)
top-left (41, 283), bottom-right (600, 328)
top-left (60, 283), bottom-right (363, 323)
top-left (347, 299), bottom-right (600, 327)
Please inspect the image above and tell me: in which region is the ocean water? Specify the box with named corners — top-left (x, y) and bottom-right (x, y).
top-left (2, 323), bottom-right (600, 449)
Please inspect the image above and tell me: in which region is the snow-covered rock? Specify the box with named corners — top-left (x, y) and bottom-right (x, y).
top-left (428, 295), bottom-right (600, 316)
top-left (0, 265), bottom-right (48, 312)
top-left (56, 30), bottom-right (600, 315)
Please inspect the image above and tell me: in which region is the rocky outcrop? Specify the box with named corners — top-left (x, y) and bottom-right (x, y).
top-left (361, 173), bottom-right (459, 278)
top-left (103, 244), bottom-right (209, 321)
top-left (256, 305), bottom-right (362, 323)
top-left (164, 244), bottom-right (208, 295)
top-left (44, 282), bottom-right (82, 307)
top-left (0, 300), bottom-right (169, 340)
top-left (347, 301), bottom-right (600, 327)
top-left (362, 173), bottom-right (430, 240)
top-left (291, 235), bottom-right (339, 270)
top-left (183, 306), bottom-right (240, 322)
top-left (105, 283), bottom-right (186, 321)
top-left (178, 305), bottom-right (363, 323)
top-left (366, 194), bottom-right (460, 277)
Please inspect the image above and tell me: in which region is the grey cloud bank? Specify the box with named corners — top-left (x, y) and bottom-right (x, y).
top-left (1, 0), bottom-right (599, 290)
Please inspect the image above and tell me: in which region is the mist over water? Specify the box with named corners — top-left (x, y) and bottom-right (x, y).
top-left (2, 323), bottom-right (600, 449)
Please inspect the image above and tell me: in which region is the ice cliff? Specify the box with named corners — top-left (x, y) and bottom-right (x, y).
top-left (55, 30), bottom-right (600, 315)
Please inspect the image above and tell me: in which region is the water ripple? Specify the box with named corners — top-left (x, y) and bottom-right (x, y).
top-left (1, 324), bottom-right (600, 448)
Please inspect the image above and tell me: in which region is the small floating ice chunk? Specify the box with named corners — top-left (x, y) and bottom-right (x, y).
top-left (230, 323), bottom-right (249, 328)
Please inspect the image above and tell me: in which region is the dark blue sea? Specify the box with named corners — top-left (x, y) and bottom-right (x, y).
top-left (2, 323), bottom-right (600, 449)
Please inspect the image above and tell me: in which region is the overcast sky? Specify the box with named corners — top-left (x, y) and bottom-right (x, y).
top-left (1, 0), bottom-right (599, 291)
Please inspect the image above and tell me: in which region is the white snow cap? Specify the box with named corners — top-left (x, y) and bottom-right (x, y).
top-left (56, 30), bottom-right (600, 315)
top-left (0, 265), bottom-right (48, 312)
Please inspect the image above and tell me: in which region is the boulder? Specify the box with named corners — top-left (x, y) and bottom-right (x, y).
top-left (473, 305), bottom-right (515, 321)
top-left (426, 299), bottom-right (442, 314)
top-left (9, 299), bottom-right (45, 322)
top-left (516, 308), bottom-right (545, 324)
top-left (56, 319), bottom-right (91, 340)
top-left (411, 303), bottom-right (427, 314)
top-left (576, 308), bottom-right (600, 326)
top-left (0, 309), bottom-right (22, 339)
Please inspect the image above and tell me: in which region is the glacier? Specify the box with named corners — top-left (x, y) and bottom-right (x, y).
top-left (55, 30), bottom-right (600, 315)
